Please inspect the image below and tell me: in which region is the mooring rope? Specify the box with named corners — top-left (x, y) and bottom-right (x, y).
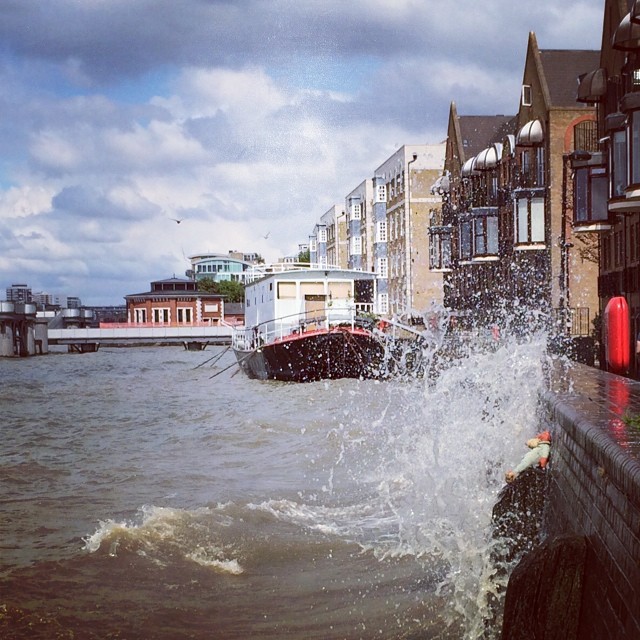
top-left (208, 350), bottom-right (254, 380)
top-left (193, 345), bottom-right (231, 370)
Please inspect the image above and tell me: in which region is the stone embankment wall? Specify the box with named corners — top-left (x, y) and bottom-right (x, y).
top-left (539, 363), bottom-right (640, 640)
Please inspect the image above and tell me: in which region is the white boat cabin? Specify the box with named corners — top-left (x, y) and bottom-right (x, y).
top-left (240, 267), bottom-right (377, 346)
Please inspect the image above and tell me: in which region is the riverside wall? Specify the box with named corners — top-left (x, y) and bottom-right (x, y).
top-left (539, 362), bottom-right (640, 640)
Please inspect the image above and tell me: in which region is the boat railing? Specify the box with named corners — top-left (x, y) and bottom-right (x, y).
top-left (243, 262), bottom-right (344, 283)
top-left (231, 305), bottom-right (374, 351)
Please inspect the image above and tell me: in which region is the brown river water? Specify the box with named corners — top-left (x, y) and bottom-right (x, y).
top-left (0, 339), bottom-right (548, 639)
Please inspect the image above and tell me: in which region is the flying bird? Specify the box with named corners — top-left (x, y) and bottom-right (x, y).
top-left (170, 218), bottom-right (184, 224)
top-left (263, 231), bottom-right (271, 239)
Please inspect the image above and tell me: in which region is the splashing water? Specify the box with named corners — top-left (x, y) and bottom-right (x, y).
top-left (249, 325), bottom-right (551, 637)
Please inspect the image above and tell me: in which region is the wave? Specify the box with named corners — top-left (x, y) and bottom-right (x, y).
top-left (82, 504), bottom-right (244, 575)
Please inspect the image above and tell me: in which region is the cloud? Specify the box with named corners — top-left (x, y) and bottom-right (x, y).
top-left (0, 0), bottom-right (604, 305)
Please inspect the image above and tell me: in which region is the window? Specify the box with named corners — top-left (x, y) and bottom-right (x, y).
top-left (134, 308), bottom-right (147, 323)
top-left (376, 220), bottom-right (387, 243)
top-left (630, 110), bottom-right (640, 186)
top-left (473, 215), bottom-right (498, 256)
top-left (318, 228), bottom-right (327, 243)
top-left (429, 227), bottom-right (452, 270)
top-left (574, 165), bottom-right (608, 224)
top-left (177, 308), bottom-right (192, 324)
top-left (611, 129), bottom-right (627, 197)
top-left (376, 184), bottom-right (387, 203)
top-left (514, 196), bottom-right (545, 245)
top-left (535, 147), bottom-right (545, 186)
top-left (153, 308), bottom-right (170, 323)
top-left (574, 120), bottom-right (598, 152)
top-left (521, 84), bottom-right (532, 106)
top-left (520, 148), bottom-right (545, 188)
top-left (378, 292), bottom-right (389, 315)
top-left (377, 257), bottom-right (388, 278)
top-left (459, 220), bottom-right (472, 260)
top-left (351, 235), bottom-right (362, 255)
top-left (350, 203), bottom-right (362, 220)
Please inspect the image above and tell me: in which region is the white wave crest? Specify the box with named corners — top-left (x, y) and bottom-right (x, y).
top-left (82, 504), bottom-right (243, 574)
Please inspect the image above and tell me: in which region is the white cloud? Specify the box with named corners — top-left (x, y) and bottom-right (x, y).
top-left (0, 0), bottom-right (604, 304)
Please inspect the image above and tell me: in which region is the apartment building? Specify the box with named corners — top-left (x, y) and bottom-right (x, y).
top-left (372, 173), bottom-right (390, 315)
top-left (320, 205), bottom-right (347, 268)
top-left (574, 0), bottom-right (640, 376)
top-left (345, 180), bottom-right (374, 272)
top-left (189, 252), bottom-right (257, 284)
top-left (308, 221), bottom-right (327, 267)
top-left (375, 144), bottom-right (445, 318)
top-left (435, 107), bottom-right (516, 316)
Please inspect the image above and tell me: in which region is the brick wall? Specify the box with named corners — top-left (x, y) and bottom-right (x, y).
top-left (540, 364), bottom-right (640, 639)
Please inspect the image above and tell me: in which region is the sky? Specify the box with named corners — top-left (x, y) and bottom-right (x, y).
top-left (0, 0), bottom-right (605, 306)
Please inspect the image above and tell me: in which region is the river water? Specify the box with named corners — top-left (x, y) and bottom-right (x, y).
top-left (0, 335), bottom-right (549, 639)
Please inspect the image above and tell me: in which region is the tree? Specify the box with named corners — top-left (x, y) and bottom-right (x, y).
top-left (197, 277), bottom-right (217, 293)
top-left (216, 279), bottom-right (245, 303)
top-left (196, 277), bottom-right (245, 303)
top-left (298, 248), bottom-right (310, 263)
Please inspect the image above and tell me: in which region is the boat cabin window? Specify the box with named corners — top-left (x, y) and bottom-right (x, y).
top-left (300, 282), bottom-right (325, 295)
top-left (277, 282), bottom-right (297, 298)
top-left (328, 282), bottom-right (352, 299)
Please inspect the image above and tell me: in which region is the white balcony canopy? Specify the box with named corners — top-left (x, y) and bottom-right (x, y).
top-left (516, 119), bottom-right (544, 146)
top-left (473, 143), bottom-right (503, 171)
top-left (461, 157), bottom-right (477, 177)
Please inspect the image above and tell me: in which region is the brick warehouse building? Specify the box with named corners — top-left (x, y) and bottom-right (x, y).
top-left (125, 277), bottom-right (225, 325)
top-left (432, 34), bottom-right (601, 353)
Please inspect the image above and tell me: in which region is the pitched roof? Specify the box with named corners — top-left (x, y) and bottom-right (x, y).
top-left (458, 115), bottom-right (517, 158)
top-left (539, 50), bottom-right (601, 108)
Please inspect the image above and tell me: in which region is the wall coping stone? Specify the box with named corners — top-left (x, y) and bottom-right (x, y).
top-left (541, 360), bottom-right (640, 512)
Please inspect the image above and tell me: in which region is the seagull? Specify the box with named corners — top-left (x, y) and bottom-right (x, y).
top-left (170, 218), bottom-right (184, 224)
top-left (263, 231), bottom-right (271, 239)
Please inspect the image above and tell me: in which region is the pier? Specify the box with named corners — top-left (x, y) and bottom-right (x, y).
top-left (47, 322), bottom-right (233, 349)
top-left (0, 301), bottom-right (49, 357)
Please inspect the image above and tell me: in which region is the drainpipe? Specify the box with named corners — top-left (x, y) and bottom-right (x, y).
top-left (407, 152), bottom-right (418, 316)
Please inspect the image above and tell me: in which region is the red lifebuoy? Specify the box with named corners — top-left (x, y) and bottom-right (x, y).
top-left (604, 296), bottom-right (630, 375)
